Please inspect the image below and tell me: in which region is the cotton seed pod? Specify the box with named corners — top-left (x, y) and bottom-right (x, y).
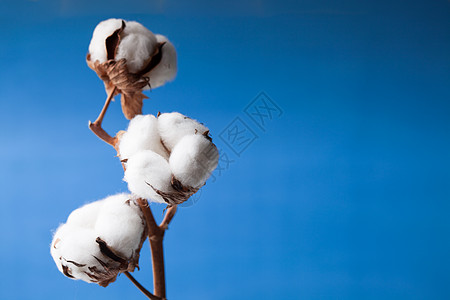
top-left (87, 18), bottom-right (177, 120)
top-left (170, 134), bottom-right (219, 189)
top-left (158, 112), bottom-right (209, 151)
top-left (50, 194), bottom-right (147, 287)
top-left (123, 150), bottom-right (173, 204)
top-left (118, 114), bottom-right (170, 160)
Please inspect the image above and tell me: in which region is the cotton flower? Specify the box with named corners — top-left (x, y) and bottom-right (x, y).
top-left (51, 194), bottom-right (147, 287)
top-left (121, 112), bottom-right (218, 206)
top-left (118, 114), bottom-right (169, 160)
top-left (169, 134), bottom-right (219, 189)
top-left (157, 112), bottom-right (209, 151)
top-left (87, 18), bottom-right (177, 120)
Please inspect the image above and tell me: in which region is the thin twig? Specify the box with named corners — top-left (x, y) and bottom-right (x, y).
top-left (88, 87), bottom-right (118, 147)
top-left (124, 271), bottom-right (164, 300)
top-left (160, 206), bottom-right (177, 230)
top-left (95, 86), bottom-right (117, 126)
top-left (88, 121), bottom-right (117, 146)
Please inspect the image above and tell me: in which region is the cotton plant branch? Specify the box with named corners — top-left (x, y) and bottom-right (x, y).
top-left (88, 109), bottom-right (177, 299)
top-left (160, 206), bottom-right (177, 230)
top-left (93, 86), bottom-right (117, 126)
top-left (77, 18), bottom-right (219, 300)
top-left (88, 87), bottom-right (118, 147)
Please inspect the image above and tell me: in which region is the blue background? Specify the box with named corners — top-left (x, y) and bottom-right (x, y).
top-left (1, 0), bottom-right (449, 299)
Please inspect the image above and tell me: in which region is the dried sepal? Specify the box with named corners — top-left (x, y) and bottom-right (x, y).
top-left (120, 91), bottom-right (148, 120)
top-left (105, 20), bottom-right (125, 60)
top-left (87, 56), bottom-right (150, 119)
top-left (147, 175), bottom-right (200, 206)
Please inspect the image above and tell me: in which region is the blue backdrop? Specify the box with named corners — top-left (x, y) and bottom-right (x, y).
top-left (1, 0), bottom-right (449, 299)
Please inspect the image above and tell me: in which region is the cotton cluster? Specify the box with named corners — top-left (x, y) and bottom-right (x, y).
top-left (88, 18), bottom-right (177, 88)
top-left (119, 112), bottom-right (219, 205)
top-left (50, 194), bottom-right (147, 287)
top-left (86, 18), bottom-right (177, 120)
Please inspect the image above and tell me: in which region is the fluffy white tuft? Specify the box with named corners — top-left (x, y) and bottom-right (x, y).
top-left (124, 151), bottom-right (173, 203)
top-left (50, 193), bottom-right (146, 285)
top-left (116, 21), bottom-right (158, 73)
top-left (118, 114), bottom-right (169, 160)
top-left (88, 18), bottom-right (124, 64)
top-left (157, 112), bottom-right (209, 151)
top-left (95, 194), bottom-right (145, 259)
top-left (51, 224), bottom-right (106, 283)
top-left (66, 197), bottom-right (109, 230)
top-left (169, 134), bottom-right (219, 188)
top-left (145, 34), bottom-right (178, 89)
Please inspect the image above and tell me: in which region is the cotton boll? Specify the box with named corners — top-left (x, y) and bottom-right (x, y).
top-left (50, 193), bottom-right (147, 286)
top-left (89, 19), bottom-right (159, 74)
top-left (87, 20), bottom-right (178, 121)
top-left (145, 34), bottom-right (177, 89)
top-left (119, 114), bottom-right (169, 160)
top-left (95, 195), bottom-right (145, 260)
top-left (158, 112), bottom-right (209, 151)
top-left (124, 150), bottom-right (173, 203)
top-left (88, 18), bottom-right (124, 64)
top-left (51, 224), bottom-right (111, 284)
top-left (116, 21), bottom-right (158, 73)
top-left (170, 134), bottom-right (219, 188)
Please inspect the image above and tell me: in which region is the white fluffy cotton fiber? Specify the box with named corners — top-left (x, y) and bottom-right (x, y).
top-left (118, 114), bottom-right (169, 160)
top-left (169, 134), bottom-right (219, 188)
top-left (123, 150), bottom-right (173, 204)
top-left (88, 18), bottom-right (124, 65)
top-left (157, 112), bottom-right (209, 151)
top-left (115, 21), bottom-right (158, 73)
top-left (50, 194), bottom-right (146, 287)
top-left (148, 34), bottom-right (178, 89)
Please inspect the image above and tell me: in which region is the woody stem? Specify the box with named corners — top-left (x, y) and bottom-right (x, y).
top-left (137, 199), bottom-right (177, 299)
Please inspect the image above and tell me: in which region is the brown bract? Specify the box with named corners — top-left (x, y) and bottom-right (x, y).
top-left (86, 20), bottom-right (165, 120)
top-left (87, 56), bottom-right (149, 119)
top-left (146, 175), bottom-right (202, 206)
